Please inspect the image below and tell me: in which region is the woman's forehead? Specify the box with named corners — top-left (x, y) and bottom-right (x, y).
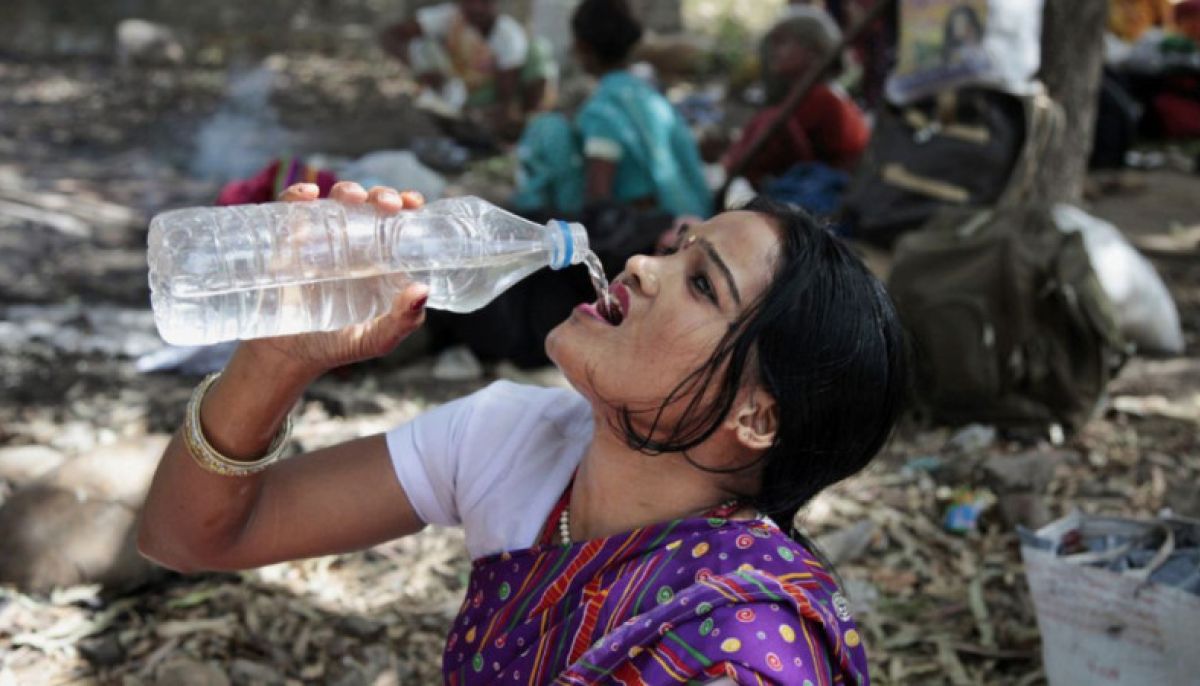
top-left (696, 211), bottom-right (781, 252)
top-left (693, 211), bottom-right (783, 284)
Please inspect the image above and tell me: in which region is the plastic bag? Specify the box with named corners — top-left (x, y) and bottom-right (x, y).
top-left (336, 150), bottom-right (446, 202)
top-left (1052, 204), bottom-right (1184, 355)
top-left (886, 0), bottom-right (1044, 104)
top-left (1021, 513), bottom-right (1200, 685)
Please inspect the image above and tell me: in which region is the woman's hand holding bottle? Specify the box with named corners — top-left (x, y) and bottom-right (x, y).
top-left (241, 181), bottom-right (429, 378)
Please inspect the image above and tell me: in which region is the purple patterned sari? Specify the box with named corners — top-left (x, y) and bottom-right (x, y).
top-left (444, 515), bottom-right (869, 685)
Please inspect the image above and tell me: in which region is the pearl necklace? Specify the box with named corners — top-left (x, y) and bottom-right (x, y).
top-left (558, 498), bottom-right (741, 546)
top-left (558, 506), bottom-right (572, 546)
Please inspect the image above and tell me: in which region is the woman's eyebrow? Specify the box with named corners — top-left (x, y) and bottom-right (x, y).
top-left (697, 237), bottom-right (741, 306)
top-left (673, 223), bottom-right (691, 249)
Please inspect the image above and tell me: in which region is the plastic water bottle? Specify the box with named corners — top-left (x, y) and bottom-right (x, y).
top-left (147, 196), bottom-right (590, 345)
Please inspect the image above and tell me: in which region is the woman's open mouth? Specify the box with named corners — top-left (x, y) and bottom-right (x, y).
top-left (578, 284), bottom-right (627, 326)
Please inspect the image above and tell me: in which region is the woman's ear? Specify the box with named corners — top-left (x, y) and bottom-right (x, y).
top-left (726, 390), bottom-right (778, 450)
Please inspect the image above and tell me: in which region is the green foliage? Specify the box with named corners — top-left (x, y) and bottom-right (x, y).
top-left (706, 13), bottom-right (755, 75)
top-left (682, 0), bottom-right (782, 78)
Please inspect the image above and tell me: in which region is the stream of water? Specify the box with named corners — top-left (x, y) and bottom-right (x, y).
top-left (582, 250), bottom-right (617, 321)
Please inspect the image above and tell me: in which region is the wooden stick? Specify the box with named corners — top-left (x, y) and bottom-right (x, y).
top-left (0, 198), bottom-right (91, 238)
top-left (0, 186), bottom-right (141, 229)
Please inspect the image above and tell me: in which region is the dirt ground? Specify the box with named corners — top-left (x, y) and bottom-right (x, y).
top-left (1, 56), bottom-right (1198, 685)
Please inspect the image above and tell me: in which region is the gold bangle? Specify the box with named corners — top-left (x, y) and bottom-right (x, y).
top-left (183, 372), bottom-right (292, 477)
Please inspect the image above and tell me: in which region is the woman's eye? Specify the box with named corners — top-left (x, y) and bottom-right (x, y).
top-left (691, 273), bottom-right (717, 303)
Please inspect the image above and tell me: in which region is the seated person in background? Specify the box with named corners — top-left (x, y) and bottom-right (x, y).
top-left (513, 0), bottom-right (712, 221)
top-left (216, 157), bottom-right (336, 205)
top-left (1103, 0), bottom-right (1200, 142)
top-left (381, 0), bottom-right (555, 140)
top-left (1178, 0), bottom-right (1200, 43)
top-left (1151, 0), bottom-right (1200, 139)
top-left (723, 10), bottom-right (870, 187)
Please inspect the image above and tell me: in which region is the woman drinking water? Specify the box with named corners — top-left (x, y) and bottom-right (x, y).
top-left (139, 180), bottom-right (906, 684)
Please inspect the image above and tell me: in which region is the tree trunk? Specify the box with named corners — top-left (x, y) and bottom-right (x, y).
top-left (1031, 0), bottom-right (1109, 205)
top-left (629, 0), bottom-right (683, 33)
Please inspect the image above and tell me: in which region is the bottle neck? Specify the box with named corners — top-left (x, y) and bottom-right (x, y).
top-left (548, 220), bottom-right (588, 270)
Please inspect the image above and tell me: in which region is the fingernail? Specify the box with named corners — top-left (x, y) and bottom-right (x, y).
top-left (410, 295), bottom-right (428, 312)
top-left (381, 191), bottom-right (400, 203)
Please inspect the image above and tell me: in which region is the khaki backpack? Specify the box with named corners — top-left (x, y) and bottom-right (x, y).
top-left (887, 205), bottom-right (1126, 431)
top-left (885, 89), bottom-right (1127, 432)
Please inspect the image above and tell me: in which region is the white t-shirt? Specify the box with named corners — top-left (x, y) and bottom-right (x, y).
top-left (386, 380), bottom-right (591, 560)
top-left (415, 2), bottom-right (530, 71)
top-left (387, 381), bottom-right (739, 686)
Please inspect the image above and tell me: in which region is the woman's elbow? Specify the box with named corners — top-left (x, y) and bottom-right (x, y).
top-left (136, 520), bottom-right (191, 573)
top-left (136, 516), bottom-right (224, 574)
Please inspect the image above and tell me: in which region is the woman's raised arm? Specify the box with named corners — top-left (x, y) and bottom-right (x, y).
top-left (138, 182), bottom-right (429, 572)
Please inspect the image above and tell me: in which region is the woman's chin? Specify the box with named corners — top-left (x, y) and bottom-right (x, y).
top-left (544, 331), bottom-right (597, 396)
top-left (544, 322), bottom-right (566, 364)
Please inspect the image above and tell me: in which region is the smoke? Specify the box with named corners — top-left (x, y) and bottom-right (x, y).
top-left (189, 63), bottom-right (295, 181)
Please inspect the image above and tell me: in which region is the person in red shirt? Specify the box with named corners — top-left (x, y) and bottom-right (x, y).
top-left (1174, 0), bottom-right (1200, 44)
top-left (724, 11), bottom-right (870, 187)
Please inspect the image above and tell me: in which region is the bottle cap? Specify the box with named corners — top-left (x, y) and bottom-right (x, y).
top-left (550, 220), bottom-right (589, 269)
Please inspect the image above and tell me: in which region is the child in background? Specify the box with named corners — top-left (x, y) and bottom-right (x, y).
top-left (1174, 0), bottom-right (1200, 44)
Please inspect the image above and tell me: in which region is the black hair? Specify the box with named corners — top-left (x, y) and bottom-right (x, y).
top-left (614, 197), bottom-right (908, 536)
top-left (571, 0), bottom-right (644, 68)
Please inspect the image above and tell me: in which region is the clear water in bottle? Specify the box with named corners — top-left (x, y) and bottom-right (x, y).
top-left (148, 196), bottom-right (598, 345)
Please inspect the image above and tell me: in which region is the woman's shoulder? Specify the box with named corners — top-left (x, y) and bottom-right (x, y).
top-left (673, 519), bottom-right (845, 598)
top-left (578, 73), bottom-right (674, 140)
top-left (802, 82), bottom-right (866, 116)
top-left (688, 522), bottom-right (864, 663)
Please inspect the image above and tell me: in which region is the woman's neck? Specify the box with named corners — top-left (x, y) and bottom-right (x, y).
top-left (587, 60), bottom-right (629, 80)
top-left (567, 419), bottom-right (746, 542)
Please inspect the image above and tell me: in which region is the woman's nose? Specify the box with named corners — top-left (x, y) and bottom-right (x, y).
top-left (624, 254), bottom-right (660, 297)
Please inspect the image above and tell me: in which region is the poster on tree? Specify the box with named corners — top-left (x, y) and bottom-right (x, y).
top-left (895, 0), bottom-right (988, 73)
top-left (887, 0), bottom-right (1044, 104)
